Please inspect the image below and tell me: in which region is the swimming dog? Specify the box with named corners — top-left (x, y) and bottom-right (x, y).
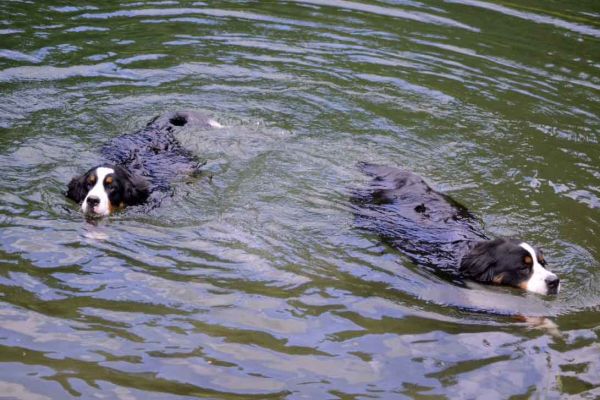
top-left (353, 163), bottom-right (560, 295)
top-left (66, 111), bottom-right (221, 217)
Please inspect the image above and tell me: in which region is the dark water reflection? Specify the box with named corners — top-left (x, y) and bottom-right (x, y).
top-left (1, 0), bottom-right (599, 398)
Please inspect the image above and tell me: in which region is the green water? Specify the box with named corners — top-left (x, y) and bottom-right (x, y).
top-left (1, 0), bottom-right (599, 398)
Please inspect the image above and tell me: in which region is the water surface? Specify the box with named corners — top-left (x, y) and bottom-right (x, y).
top-left (1, 0), bottom-right (599, 398)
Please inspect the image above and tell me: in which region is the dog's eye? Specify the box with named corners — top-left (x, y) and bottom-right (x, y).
top-left (524, 255), bottom-right (533, 266)
top-left (519, 264), bottom-right (532, 275)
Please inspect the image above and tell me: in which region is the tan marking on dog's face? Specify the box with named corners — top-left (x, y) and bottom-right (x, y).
top-left (492, 274), bottom-right (505, 285)
top-left (519, 280), bottom-right (528, 290)
top-left (108, 200), bottom-right (126, 214)
top-left (105, 175), bottom-right (113, 185)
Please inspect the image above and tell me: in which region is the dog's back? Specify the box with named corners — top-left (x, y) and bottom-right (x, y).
top-left (102, 111), bottom-right (216, 191)
top-left (353, 163), bottom-right (488, 272)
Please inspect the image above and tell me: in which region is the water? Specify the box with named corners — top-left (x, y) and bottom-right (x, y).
top-left (1, 0), bottom-right (599, 398)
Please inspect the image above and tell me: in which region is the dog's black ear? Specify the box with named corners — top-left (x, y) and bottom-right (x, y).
top-left (459, 241), bottom-right (498, 282)
top-left (66, 174), bottom-right (87, 204)
top-left (119, 168), bottom-right (150, 206)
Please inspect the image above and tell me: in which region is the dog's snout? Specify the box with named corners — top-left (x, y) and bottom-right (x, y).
top-left (86, 196), bottom-right (100, 207)
top-left (545, 275), bottom-right (560, 293)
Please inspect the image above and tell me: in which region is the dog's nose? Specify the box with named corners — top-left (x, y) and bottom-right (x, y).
top-left (86, 196), bottom-right (100, 207)
top-left (545, 275), bottom-right (560, 293)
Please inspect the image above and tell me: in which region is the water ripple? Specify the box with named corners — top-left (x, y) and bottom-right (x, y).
top-left (1, 0), bottom-right (599, 398)
top-left (446, 0), bottom-right (600, 37)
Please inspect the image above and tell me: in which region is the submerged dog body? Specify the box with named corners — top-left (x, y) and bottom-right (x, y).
top-left (67, 111), bottom-right (220, 216)
top-left (353, 163), bottom-right (560, 295)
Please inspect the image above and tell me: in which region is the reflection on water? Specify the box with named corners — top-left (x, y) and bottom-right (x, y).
top-left (1, 0), bottom-right (599, 398)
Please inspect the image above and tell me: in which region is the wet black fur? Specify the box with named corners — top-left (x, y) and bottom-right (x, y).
top-left (66, 111), bottom-right (213, 211)
top-left (352, 163), bottom-right (549, 289)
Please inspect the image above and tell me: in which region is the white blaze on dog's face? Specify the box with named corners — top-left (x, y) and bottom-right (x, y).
top-left (519, 242), bottom-right (560, 295)
top-left (81, 167), bottom-right (114, 216)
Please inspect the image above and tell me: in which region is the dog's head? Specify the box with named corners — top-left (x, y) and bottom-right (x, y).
top-left (66, 165), bottom-right (149, 217)
top-left (460, 238), bottom-right (560, 295)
